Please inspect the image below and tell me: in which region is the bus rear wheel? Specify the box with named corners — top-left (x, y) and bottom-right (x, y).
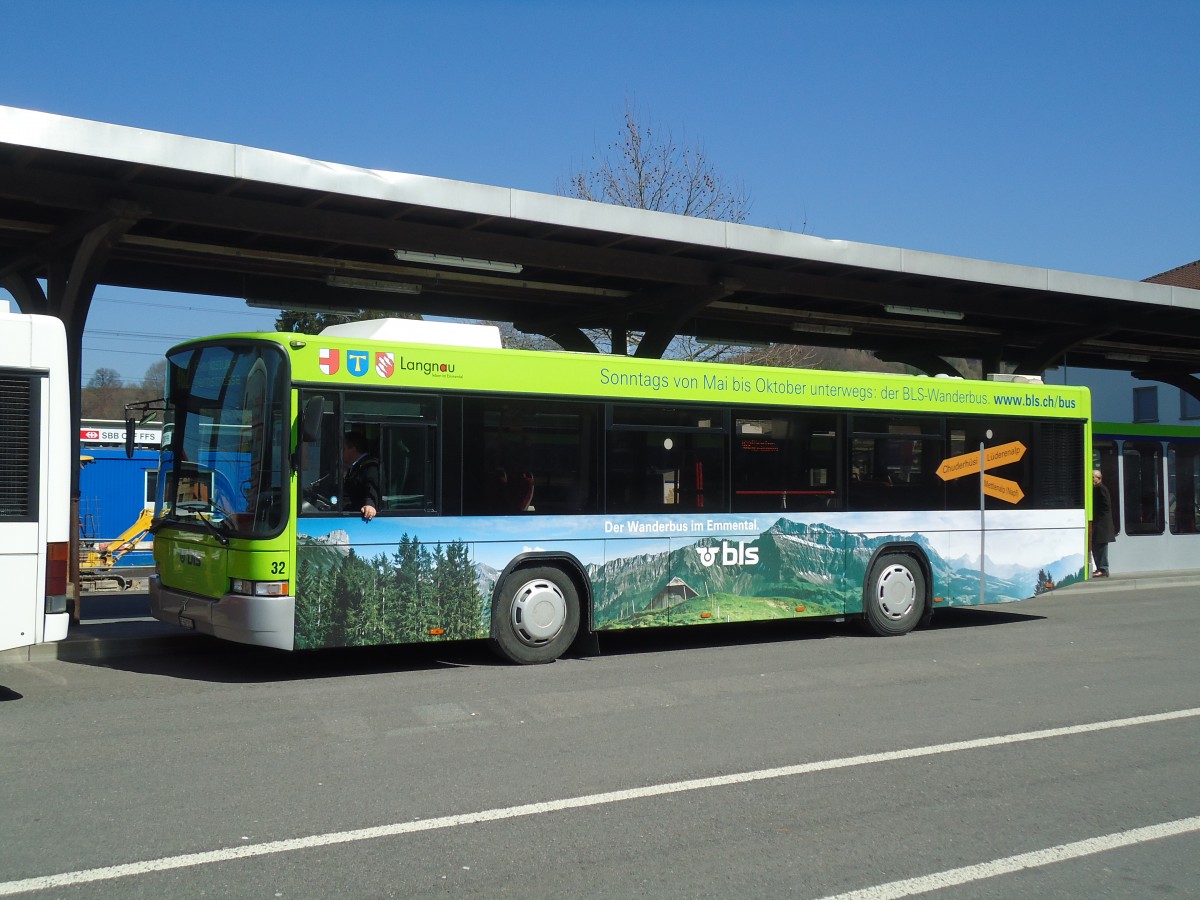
top-left (490, 565), bottom-right (580, 664)
top-left (863, 553), bottom-right (926, 636)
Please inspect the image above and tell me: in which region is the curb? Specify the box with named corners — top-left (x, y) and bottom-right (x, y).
top-left (1, 621), bottom-right (202, 664)
top-left (1049, 573), bottom-right (1200, 596)
top-left (5, 571), bottom-right (1199, 665)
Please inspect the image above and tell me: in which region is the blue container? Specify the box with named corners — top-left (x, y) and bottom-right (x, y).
top-left (79, 447), bottom-right (160, 567)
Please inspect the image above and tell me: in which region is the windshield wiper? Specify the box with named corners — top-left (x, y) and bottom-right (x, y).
top-left (194, 510), bottom-right (231, 546)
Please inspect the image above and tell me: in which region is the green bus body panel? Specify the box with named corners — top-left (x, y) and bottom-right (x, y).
top-left (154, 531), bottom-right (292, 601)
top-left (187, 331), bottom-right (1091, 420)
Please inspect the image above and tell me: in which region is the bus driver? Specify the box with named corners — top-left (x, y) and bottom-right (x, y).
top-left (342, 431), bottom-right (380, 521)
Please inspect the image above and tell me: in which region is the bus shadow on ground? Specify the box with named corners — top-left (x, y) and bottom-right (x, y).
top-left (69, 604), bottom-right (1043, 684)
top-left (594, 605), bottom-right (1044, 657)
top-left (71, 636), bottom-right (501, 683)
top-left (925, 606), bottom-right (1046, 630)
top-left (592, 618), bottom-right (845, 658)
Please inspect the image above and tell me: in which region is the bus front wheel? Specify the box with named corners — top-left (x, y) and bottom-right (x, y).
top-left (863, 553), bottom-right (926, 636)
top-left (490, 566), bottom-right (581, 664)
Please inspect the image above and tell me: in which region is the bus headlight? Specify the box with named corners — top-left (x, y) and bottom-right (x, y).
top-left (230, 579), bottom-right (290, 597)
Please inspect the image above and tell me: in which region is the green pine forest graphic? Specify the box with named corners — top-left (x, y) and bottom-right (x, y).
top-left (295, 518), bottom-right (1084, 649)
top-left (295, 533), bottom-right (483, 650)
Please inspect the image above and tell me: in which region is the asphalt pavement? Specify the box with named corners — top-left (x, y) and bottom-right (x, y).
top-left (4, 567), bottom-right (1196, 665)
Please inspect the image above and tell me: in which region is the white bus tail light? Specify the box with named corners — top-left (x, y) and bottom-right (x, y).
top-left (230, 579), bottom-right (290, 597)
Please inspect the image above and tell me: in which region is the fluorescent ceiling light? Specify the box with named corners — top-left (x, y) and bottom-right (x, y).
top-left (694, 337), bottom-right (771, 348)
top-left (1104, 352), bottom-right (1151, 363)
top-left (246, 299), bottom-right (361, 316)
top-left (884, 304), bottom-right (965, 321)
top-left (326, 275), bottom-right (422, 294)
top-left (791, 322), bottom-right (853, 335)
top-left (393, 249), bottom-right (523, 274)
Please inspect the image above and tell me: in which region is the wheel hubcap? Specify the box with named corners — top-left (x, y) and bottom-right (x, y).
top-left (511, 578), bottom-right (567, 644)
top-left (875, 564), bottom-right (915, 621)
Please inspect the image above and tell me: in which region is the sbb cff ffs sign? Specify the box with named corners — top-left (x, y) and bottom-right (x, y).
top-left (79, 427), bottom-right (161, 446)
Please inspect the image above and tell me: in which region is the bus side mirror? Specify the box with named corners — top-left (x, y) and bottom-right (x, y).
top-left (125, 418), bottom-right (136, 459)
top-left (300, 396), bottom-right (325, 443)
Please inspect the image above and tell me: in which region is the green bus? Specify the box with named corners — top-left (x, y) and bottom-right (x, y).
top-left (148, 319), bottom-right (1091, 663)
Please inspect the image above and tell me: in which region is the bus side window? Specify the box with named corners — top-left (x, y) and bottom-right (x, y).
top-left (298, 391), bottom-right (341, 514)
top-left (1123, 442), bottom-right (1164, 535)
top-left (330, 393), bottom-right (441, 516)
top-left (849, 416), bottom-right (944, 511)
top-left (1169, 442), bottom-right (1200, 535)
top-left (381, 424), bottom-right (436, 511)
top-left (732, 412), bottom-right (840, 512)
top-left (462, 396), bottom-right (600, 516)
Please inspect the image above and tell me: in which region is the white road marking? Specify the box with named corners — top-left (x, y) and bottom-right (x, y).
top-left (2, 706), bottom-right (1197, 896)
top-left (817, 815), bottom-right (1200, 900)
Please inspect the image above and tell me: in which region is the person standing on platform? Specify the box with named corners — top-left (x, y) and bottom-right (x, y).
top-left (1091, 469), bottom-right (1115, 577)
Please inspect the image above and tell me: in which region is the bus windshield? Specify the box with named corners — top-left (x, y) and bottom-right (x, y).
top-left (162, 342), bottom-right (288, 538)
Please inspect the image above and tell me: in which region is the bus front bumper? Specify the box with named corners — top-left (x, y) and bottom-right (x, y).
top-left (149, 575), bottom-right (295, 651)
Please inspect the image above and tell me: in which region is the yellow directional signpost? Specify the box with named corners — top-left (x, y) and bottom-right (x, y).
top-left (981, 474), bottom-right (1023, 504)
top-left (939, 437), bottom-right (1028, 604)
top-left (937, 440), bottom-right (1026, 503)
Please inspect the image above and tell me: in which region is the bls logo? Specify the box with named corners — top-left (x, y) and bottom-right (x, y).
top-left (695, 540), bottom-right (760, 567)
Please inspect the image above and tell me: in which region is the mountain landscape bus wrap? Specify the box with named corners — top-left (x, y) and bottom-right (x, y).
top-left (148, 319), bottom-right (1091, 663)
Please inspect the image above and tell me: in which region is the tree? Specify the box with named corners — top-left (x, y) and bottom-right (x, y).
top-left (87, 368), bottom-right (123, 390)
top-left (294, 556), bottom-right (333, 649)
top-left (558, 104), bottom-right (907, 374)
top-left (438, 540), bottom-right (483, 639)
top-left (1034, 568), bottom-right (1053, 595)
top-left (559, 100), bottom-right (754, 359)
top-left (274, 308), bottom-right (418, 335)
top-left (476, 320), bottom-right (560, 351)
top-left (141, 360), bottom-right (167, 396)
top-left (727, 342), bottom-right (821, 370)
top-left (562, 99), bottom-right (751, 222)
top-left (81, 367), bottom-right (133, 419)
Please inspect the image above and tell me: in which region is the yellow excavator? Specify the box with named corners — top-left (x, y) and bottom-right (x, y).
top-left (79, 508), bottom-right (155, 591)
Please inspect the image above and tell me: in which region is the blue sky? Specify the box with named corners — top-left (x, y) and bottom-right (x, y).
top-left (3, 1), bottom-right (1197, 385)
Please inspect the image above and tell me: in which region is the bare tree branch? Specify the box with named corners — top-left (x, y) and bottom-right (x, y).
top-left (558, 99), bottom-right (754, 359)
top-left (561, 99), bottom-right (751, 223)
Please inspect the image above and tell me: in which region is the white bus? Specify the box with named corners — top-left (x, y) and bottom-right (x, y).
top-left (0, 300), bottom-right (70, 651)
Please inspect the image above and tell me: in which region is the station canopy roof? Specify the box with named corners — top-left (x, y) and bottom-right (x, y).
top-left (3, 103), bottom-right (1200, 376)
